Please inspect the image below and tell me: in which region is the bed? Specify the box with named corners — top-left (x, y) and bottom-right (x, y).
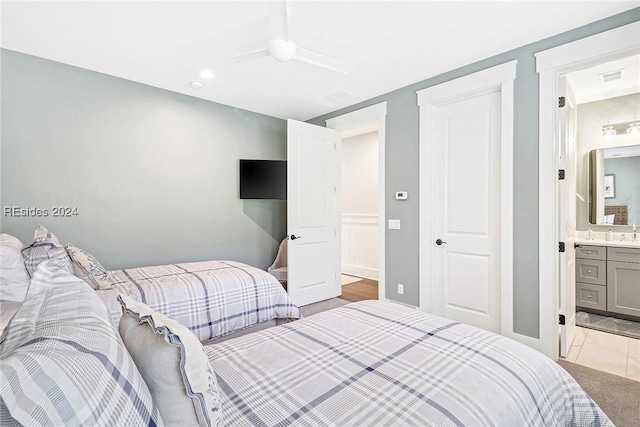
top-left (97, 259), bottom-right (302, 342)
top-left (18, 226), bottom-right (301, 344)
top-left (205, 300), bottom-right (611, 426)
top-left (3, 231), bottom-right (612, 426)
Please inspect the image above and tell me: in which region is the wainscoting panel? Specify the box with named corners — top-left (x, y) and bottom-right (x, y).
top-left (341, 214), bottom-right (378, 279)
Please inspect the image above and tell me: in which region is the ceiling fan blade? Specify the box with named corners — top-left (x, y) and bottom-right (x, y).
top-left (294, 47), bottom-right (355, 74)
top-left (215, 49), bottom-right (269, 66)
top-left (268, 0), bottom-right (289, 40)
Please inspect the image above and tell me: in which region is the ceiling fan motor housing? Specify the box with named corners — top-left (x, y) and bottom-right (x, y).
top-left (267, 39), bottom-right (297, 62)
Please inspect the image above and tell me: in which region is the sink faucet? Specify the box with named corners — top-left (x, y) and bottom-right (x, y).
top-left (633, 224), bottom-right (637, 242)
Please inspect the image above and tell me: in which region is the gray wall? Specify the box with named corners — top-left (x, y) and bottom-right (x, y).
top-left (310, 8), bottom-right (640, 338)
top-left (0, 49), bottom-right (287, 270)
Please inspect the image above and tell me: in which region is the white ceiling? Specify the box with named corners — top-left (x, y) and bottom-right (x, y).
top-left (569, 54), bottom-right (640, 104)
top-left (1, 1), bottom-right (637, 121)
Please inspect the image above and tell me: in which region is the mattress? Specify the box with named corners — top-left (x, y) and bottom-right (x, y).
top-left (206, 300), bottom-right (612, 426)
top-left (96, 260), bottom-right (301, 342)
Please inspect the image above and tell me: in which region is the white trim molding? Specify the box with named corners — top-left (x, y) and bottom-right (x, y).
top-left (326, 102), bottom-right (388, 301)
top-left (341, 214), bottom-right (379, 280)
top-left (535, 22), bottom-right (640, 360)
top-left (417, 60), bottom-right (516, 343)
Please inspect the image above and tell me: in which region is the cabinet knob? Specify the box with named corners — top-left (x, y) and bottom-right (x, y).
top-left (587, 295), bottom-right (592, 299)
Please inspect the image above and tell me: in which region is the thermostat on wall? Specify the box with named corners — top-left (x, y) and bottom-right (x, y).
top-left (395, 191), bottom-right (408, 200)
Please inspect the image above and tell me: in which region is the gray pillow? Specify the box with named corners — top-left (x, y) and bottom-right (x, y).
top-left (118, 295), bottom-right (222, 426)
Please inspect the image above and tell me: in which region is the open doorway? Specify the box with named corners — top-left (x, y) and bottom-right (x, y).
top-left (325, 102), bottom-right (387, 303)
top-left (340, 130), bottom-right (379, 302)
top-left (560, 55), bottom-right (640, 382)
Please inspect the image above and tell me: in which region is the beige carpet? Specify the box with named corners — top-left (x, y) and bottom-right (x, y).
top-left (299, 299), bottom-right (639, 426)
top-left (299, 297), bottom-right (349, 317)
top-left (558, 359), bottom-right (640, 427)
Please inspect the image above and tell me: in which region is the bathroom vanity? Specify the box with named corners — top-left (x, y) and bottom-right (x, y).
top-left (575, 240), bottom-right (640, 319)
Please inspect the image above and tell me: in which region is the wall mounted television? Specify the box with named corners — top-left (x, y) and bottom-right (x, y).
top-left (239, 159), bottom-right (287, 200)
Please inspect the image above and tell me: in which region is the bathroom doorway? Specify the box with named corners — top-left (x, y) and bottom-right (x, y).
top-left (560, 54), bottom-right (640, 382)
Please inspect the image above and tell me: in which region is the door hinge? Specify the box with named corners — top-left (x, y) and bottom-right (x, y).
top-left (558, 169), bottom-right (565, 180)
top-left (559, 314), bottom-right (566, 325)
top-left (559, 242), bottom-right (565, 253)
top-left (558, 96), bottom-right (566, 108)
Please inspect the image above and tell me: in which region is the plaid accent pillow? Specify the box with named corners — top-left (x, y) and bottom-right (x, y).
top-left (0, 260), bottom-right (162, 426)
top-left (118, 295), bottom-right (221, 426)
top-left (65, 243), bottom-right (112, 290)
top-left (20, 225), bottom-right (73, 277)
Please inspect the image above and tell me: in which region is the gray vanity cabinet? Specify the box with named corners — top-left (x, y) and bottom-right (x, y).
top-left (575, 245), bottom-right (607, 310)
top-left (606, 247), bottom-right (640, 317)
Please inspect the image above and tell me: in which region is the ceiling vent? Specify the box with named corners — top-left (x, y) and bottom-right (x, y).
top-left (326, 90), bottom-right (360, 105)
top-left (599, 69), bottom-right (623, 83)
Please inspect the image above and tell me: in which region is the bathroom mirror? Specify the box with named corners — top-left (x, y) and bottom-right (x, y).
top-left (587, 144), bottom-right (640, 226)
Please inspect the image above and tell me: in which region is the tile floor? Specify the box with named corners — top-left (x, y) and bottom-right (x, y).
top-left (561, 326), bottom-right (640, 382)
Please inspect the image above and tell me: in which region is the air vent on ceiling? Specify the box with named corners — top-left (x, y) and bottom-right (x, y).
top-left (599, 69), bottom-right (623, 83)
top-left (326, 90), bottom-right (360, 105)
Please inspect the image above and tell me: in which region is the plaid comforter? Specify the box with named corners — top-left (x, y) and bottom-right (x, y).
top-left (207, 300), bottom-right (612, 427)
top-left (97, 260), bottom-right (301, 342)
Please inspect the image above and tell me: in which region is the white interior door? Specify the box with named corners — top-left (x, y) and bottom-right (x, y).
top-left (558, 76), bottom-right (577, 357)
top-left (287, 119), bottom-right (340, 306)
top-left (432, 90), bottom-right (502, 333)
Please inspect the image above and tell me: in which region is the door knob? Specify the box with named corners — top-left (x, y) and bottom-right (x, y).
top-left (435, 239), bottom-right (446, 246)
top-left (290, 234), bottom-right (302, 240)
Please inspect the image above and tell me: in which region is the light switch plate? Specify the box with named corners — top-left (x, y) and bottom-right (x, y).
top-left (388, 219), bottom-right (401, 230)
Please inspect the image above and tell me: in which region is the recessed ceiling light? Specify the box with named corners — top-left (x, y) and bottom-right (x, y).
top-left (190, 81), bottom-right (204, 89)
top-left (199, 69), bottom-right (215, 80)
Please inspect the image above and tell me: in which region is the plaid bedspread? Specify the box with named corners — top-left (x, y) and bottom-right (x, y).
top-left (97, 260), bottom-right (301, 342)
top-left (207, 300), bottom-right (612, 427)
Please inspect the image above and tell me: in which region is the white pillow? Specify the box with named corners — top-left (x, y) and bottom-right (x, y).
top-left (118, 295), bottom-right (221, 427)
top-left (0, 234), bottom-right (30, 342)
top-left (65, 244), bottom-right (112, 290)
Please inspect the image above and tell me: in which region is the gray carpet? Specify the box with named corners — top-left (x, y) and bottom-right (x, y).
top-left (299, 297), bottom-right (349, 317)
top-left (299, 300), bottom-right (640, 426)
top-left (558, 359), bottom-right (640, 427)
top-left (576, 311), bottom-right (640, 340)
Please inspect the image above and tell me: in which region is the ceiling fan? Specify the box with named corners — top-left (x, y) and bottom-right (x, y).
top-left (215, 1), bottom-right (355, 74)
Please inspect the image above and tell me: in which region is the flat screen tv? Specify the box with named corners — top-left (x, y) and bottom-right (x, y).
top-left (239, 159), bottom-right (287, 200)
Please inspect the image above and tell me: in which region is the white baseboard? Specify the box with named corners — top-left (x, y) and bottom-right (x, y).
top-left (342, 264), bottom-right (378, 280)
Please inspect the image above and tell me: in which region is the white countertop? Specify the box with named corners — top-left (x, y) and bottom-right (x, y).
top-left (575, 230), bottom-right (640, 248)
top-left (574, 238), bottom-right (640, 248)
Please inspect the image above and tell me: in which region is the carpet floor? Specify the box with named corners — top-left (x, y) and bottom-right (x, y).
top-left (299, 298), bottom-right (640, 426)
top-left (558, 359), bottom-right (640, 427)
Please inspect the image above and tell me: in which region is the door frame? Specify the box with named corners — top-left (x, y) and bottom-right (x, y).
top-left (326, 102), bottom-right (387, 300)
top-left (417, 60), bottom-right (517, 339)
top-left (535, 21), bottom-right (640, 360)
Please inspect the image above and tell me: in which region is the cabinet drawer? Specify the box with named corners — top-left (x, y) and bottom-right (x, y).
top-left (575, 259), bottom-right (606, 285)
top-left (576, 283), bottom-right (606, 311)
top-left (607, 247), bottom-right (640, 264)
top-left (575, 245), bottom-right (606, 260)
